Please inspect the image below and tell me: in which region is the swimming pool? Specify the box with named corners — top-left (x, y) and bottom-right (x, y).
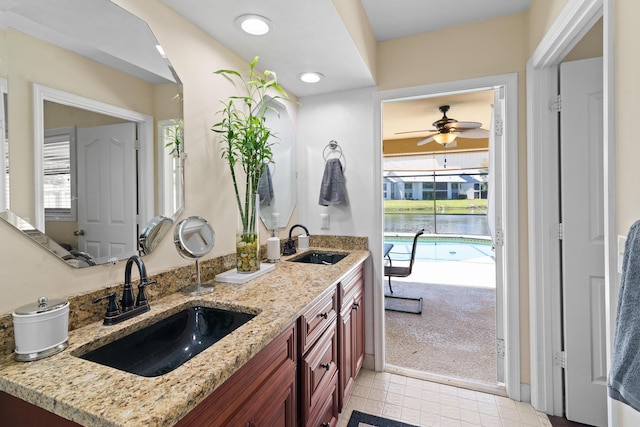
top-left (384, 235), bottom-right (494, 263)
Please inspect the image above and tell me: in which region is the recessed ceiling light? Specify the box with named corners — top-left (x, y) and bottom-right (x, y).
top-left (235, 14), bottom-right (271, 36)
top-left (299, 72), bottom-right (324, 83)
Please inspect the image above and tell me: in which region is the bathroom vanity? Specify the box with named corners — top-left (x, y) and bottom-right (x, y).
top-left (0, 248), bottom-right (369, 427)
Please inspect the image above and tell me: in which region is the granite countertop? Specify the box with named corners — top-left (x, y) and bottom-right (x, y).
top-left (0, 248), bottom-right (369, 427)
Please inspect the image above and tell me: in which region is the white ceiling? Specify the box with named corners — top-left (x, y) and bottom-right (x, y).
top-left (161, 0), bottom-right (530, 98)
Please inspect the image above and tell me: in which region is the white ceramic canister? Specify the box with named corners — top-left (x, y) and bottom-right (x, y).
top-left (12, 296), bottom-right (69, 362)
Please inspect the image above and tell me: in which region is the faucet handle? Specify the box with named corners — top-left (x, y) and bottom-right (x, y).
top-left (93, 292), bottom-right (120, 317)
top-left (135, 280), bottom-right (155, 307)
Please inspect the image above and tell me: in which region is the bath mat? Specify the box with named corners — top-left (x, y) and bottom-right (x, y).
top-left (347, 410), bottom-right (418, 427)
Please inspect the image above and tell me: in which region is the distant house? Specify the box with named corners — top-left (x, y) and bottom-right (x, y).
top-left (383, 151), bottom-right (488, 201)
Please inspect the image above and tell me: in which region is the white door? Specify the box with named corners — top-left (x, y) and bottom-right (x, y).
top-left (77, 122), bottom-right (137, 263)
top-left (560, 57), bottom-right (606, 427)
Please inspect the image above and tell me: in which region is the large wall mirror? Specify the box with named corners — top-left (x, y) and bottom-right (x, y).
top-left (259, 96), bottom-right (296, 231)
top-left (0, 0), bottom-right (184, 267)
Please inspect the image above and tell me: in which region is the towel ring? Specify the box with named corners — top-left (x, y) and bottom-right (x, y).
top-left (322, 140), bottom-right (346, 171)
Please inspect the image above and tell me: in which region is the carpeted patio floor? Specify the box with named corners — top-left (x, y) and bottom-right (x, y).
top-left (385, 280), bottom-right (498, 385)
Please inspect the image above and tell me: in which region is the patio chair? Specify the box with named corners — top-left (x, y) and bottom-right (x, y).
top-left (384, 229), bottom-right (424, 314)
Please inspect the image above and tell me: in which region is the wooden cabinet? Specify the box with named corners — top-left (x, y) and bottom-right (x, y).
top-left (338, 265), bottom-right (365, 411)
top-left (176, 323), bottom-right (297, 427)
top-left (299, 286), bottom-right (339, 427)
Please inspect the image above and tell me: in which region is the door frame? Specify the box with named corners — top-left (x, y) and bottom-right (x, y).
top-left (526, 0), bottom-right (616, 420)
top-left (32, 84), bottom-right (154, 232)
top-left (373, 72), bottom-right (521, 400)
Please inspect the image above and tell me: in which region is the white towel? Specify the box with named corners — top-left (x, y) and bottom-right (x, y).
top-left (318, 158), bottom-right (347, 206)
top-left (609, 220), bottom-right (640, 411)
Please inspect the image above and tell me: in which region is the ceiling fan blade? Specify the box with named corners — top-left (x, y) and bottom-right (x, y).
top-left (416, 134), bottom-right (437, 146)
top-left (445, 121), bottom-right (482, 130)
top-left (395, 128), bottom-right (436, 135)
top-left (457, 127), bottom-right (489, 138)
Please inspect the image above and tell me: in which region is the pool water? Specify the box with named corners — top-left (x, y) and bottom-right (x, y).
top-left (384, 236), bottom-right (494, 263)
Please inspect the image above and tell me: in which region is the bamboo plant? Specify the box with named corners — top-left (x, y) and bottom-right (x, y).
top-left (212, 57), bottom-right (290, 270)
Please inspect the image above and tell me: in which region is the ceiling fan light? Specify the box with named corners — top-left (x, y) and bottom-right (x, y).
top-left (236, 14), bottom-right (271, 36)
top-left (433, 132), bottom-right (457, 145)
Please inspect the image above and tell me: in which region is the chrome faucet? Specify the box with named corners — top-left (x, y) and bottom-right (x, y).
top-left (283, 224), bottom-right (309, 255)
top-left (93, 255), bottom-right (153, 325)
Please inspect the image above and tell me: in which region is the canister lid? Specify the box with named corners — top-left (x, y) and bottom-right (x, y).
top-left (14, 296), bottom-right (68, 315)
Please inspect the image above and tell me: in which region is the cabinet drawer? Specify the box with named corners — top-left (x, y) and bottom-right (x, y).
top-left (301, 322), bottom-right (338, 423)
top-left (340, 265), bottom-right (364, 305)
top-left (307, 372), bottom-right (338, 427)
top-left (299, 286), bottom-right (337, 354)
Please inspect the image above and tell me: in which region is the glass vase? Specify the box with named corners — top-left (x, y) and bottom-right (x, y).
top-left (236, 193), bottom-right (260, 273)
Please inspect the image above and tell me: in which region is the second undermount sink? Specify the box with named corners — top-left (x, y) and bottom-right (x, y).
top-left (288, 250), bottom-right (348, 265)
top-left (78, 306), bottom-right (255, 377)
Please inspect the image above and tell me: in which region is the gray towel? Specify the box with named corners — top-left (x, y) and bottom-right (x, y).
top-left (609, 220), bottom-right (640, 411)
top-left (257, 166), bottom-right (273, 206)
top-left (318, 158), bottom-right (347, 206)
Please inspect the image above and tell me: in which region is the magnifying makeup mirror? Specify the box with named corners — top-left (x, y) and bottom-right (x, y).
top-left (173, 216), bottom-right (215, 295)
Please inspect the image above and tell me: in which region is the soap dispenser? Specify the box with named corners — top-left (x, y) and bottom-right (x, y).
top-left (267, 228), bottom-right (281, 263)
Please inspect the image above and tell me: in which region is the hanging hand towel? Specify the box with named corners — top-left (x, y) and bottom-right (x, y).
top-left (318, 158), bottom-right (347, 206)
top-left (257, 166), bottom-right (273, 206)
top-left (609, 219), bottom-right (640, 411)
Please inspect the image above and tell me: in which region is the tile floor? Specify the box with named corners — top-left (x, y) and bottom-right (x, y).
top-left (338, 369), bottom-right (552, 427)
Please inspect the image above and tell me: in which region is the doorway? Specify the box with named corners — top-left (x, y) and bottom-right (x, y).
top-left (382, 90), bottom-right (500, 389)
top-left (526, 2), bottom-right (609, 425)
top-left (373, 72), bottom-right (520, 399)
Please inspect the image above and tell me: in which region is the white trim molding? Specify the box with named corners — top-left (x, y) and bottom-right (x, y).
top-left (373, 73), bottom-right (521, 400)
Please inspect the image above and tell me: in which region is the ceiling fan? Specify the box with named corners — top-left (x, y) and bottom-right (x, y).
top-left (396, 105), bottom-right (488, 147)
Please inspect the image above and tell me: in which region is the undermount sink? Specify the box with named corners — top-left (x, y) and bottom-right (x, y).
top-left (78, 306), bottom-right (255, 377)
top-left (288, 250), bottom-right (348, 265)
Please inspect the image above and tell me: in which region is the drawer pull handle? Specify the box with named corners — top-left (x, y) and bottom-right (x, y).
top-left (319, 312), bottom-right (328, 319)
top-left (320, 363), bottom-right (331, 370)
top-left (353, 302), bottom-right (360, 310)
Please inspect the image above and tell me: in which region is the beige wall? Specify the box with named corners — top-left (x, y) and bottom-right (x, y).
top-left (333, 0), bottom-right (377, 82)
top-left (616, 0), bottom-right (640, 234)
top-left (527, 0), bottom-right (570, 55)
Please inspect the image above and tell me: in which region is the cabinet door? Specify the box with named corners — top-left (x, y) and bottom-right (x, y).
top-left (176, 324), bottom-right (296, 427)
top-left (339, 296), bottom-right (355, 411)
top-left (352, 289), bottom-right (365, 378)
top-left (227, 363), bottom-right (297, 427)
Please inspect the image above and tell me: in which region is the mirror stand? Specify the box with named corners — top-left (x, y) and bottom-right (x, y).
top-left (185, 259), bottom-right (214, 296)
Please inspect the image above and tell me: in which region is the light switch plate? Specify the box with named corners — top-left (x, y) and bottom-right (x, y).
top-left (321, 213), bottom-right (330, 230)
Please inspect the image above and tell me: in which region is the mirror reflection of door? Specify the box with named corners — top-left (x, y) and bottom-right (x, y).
top-left (76, 123), bottom-right (137, 263)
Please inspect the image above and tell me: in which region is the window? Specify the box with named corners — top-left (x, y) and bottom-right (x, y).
top-left (422, 182), bottom-right (434, 200)
top-left (404, 182), bottom-right (413, 200)
top-left (44, 127), bottom-right (76, 221)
